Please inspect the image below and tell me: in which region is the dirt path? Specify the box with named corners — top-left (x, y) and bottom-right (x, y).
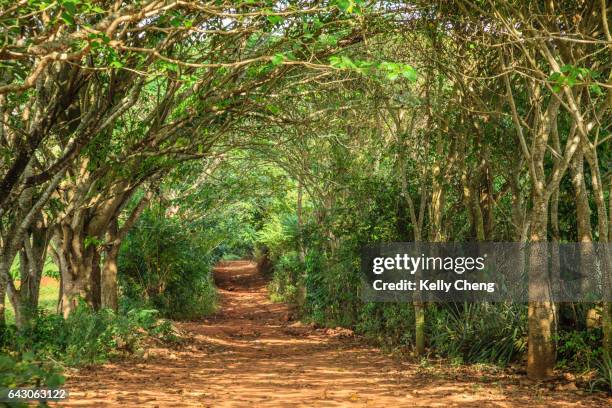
top-left (63, 261), bottom-right (611, 407)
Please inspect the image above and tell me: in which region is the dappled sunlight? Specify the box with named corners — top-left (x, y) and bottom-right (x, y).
top-left (61, 261), bottom-right (611, 407)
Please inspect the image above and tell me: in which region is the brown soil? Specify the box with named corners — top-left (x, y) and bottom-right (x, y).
top-left (14, 275), bottom-right (57, 287)
top-left (62, 260), bottom-right (611, 407)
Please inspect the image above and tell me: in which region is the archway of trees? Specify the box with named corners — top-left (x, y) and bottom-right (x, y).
top-left (0, 0), bottom-right (611, 399)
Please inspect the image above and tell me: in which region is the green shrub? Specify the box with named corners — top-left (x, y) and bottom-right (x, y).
top-left (0, 303), bottom-right (183, 407)
top-left (0, 352), bottom-right (64, 396)
top-left (428, 303), bottom-right (527, 365)
top-left (357, 302), bottom-right (415, 347)
top-left (62, 306), bottom-right (144, 365)
top-left (257, 214), bottom-right (300, 261)
top-left (592, 351), bottom-right (612, 392)
top-left (380, 304), bottom-right (418, 346)
top-left (221, 253), bottom-right (243, 261)
top-left (556, 329), bottom-right (602, 371)
top-left (303, 247), bottom-right (362, 327)
top-left (119, 208), bottom-right (217, 319)
top-left (1, 305), bottom-right (177, 368)
top-left (268, 252), bottom-right (302, 303)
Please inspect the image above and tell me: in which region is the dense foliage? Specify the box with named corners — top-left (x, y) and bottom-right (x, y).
top-left (119, 207), bottom-right (217, 320)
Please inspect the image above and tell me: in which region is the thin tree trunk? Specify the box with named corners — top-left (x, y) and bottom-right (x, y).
top-left (582, 145), bottom-right (611, 354)
top-left (399, 153), bottom-right (426, 357)
top-left (413, 235), bottom-right (425, 357)
top-left (568, 149), bottom-right (596, 310)
top-left (296, 182), bottom-right (307, 309)
top-left (606, 175), bottom-right (612, 353)
top-left (0, 276), bottom-right (6, 328)
top-left (527, 197), bottom-right (556, 379)
top-left (297, 182), bottom-right (306, 263)
top-left (570, 151), bottom-right (593, 243)
top-left (100, 189), bottom-right (155, 311)
top-left (14, 221), bottom-right (50, 325)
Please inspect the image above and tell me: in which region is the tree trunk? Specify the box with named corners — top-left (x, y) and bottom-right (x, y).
top-left (56, 223), bottom-right (101, 317)
top-left (570, 151), bottom-right (592, 243)
top-left (472, 193), bottom-right (486, 241)
top-left (605, 175), bottom-right (612, 353)
top-left (527, 197), bottom-right (556, 380)
top-left (414, 300), bottom-right (425, 355)
top-left (5, 227), bottom-right (49, 330)
top-left (13, 220), bottom-right (50, 326)
top-left (295, 182), bottom-right (307, 310)
top-left (58, 249), bottom-right (99, 317)
top-left (413, 237), bottom-right (425, 357)
top-left (510, 170), bottom-right (528, 242)
top-left (400, 170), bottom-right (427, 356)
top-left (569, 150), bottom-right (595, 302)
top-left (1, 257), bottom-right (21, 328)
top-left (101, 245), bottom-right (120, 312)
top-left (100, 189), bottom-right (155, 312)
top-left (429, 138), bottom-right (445, 242)
top-left (0, 275), bottom-right (6, 328)
top-left (461, 172), bottom-right (485, 241)
top-left (296, 182), bottom-right (306, 263)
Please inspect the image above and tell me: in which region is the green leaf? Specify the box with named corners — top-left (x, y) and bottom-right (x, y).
top-left (335, 0), bottom-right (354, 13)
top-left (318, 34), bottom-right (338, 47)
top-left (170, 16), bottom-right (182, 27)
top-left (271, 53), bottom-right (285, 66)
top-left (266, 104), bottom-right (280, 115)
top-left (22, 352), bottom-right (35, 362)
top-left (60, 11), bottom-right (75, 25)
top-left (267, 15), bottom-right (283, 25)
top-left (589, 84), bottom-right (604, 96)
top-left (46, 372), bottom-right (66, 387)
top-left (400, 65), bottom-right (417, 81)
top-left (63, 0), bottom-right (77, 15)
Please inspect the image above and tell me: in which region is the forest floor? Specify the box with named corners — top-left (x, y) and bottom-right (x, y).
top-left (62, 260), bottom-right (612, 407)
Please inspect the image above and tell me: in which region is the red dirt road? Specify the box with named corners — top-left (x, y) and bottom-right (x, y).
top-left (62, 261), bottom-right (611, 407)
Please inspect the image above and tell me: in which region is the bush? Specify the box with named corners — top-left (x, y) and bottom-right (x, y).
top-left (592, 351), bottom-right (612, 392)
top-left (61, 307), bottom-right (145, 365)
top-left (427, 303), bottom-right (527, 365)
top-left (119, 208), bottom-right (217, 319)
top-left (1, 305), bottom-right (177, 368)
top-left (268, 252), bottom-right (302, 303)
top-left (0, 304), bottom-right (181, 407)
top-left (303, 246), bottom-right (362, 327)
top-left (257, 214), bottom-right (300, 261)
top-left (357, 302), bottom-right (415, 348)
top-left (556, 328), bottom-right (603, 371)
top-left (0, 352), bottom-right (64, 392)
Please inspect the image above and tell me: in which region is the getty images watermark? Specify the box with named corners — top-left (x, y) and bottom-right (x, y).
top-left (361, 243), bottom-right (612, 303)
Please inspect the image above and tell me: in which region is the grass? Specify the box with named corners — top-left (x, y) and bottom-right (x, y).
top-left (10, 256), bottom-right (60, 280)
top-left (4, 256), bottom-right (60, 323)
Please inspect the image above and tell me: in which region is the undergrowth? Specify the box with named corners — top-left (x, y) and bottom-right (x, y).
top-left (0, 304), bottom-right (183, 393)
